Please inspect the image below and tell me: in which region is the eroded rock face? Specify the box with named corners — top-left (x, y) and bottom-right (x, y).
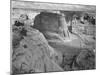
top-left (12, 22), bottom-right (63, 74)
top-left (34, 12), bottom-right (60, 33)
top-left (33, 12), bottom-right (66, 40)
top-left (12, 12), bottom-right (96, 74)
top-left (72, 49), bottom-right (95, 70)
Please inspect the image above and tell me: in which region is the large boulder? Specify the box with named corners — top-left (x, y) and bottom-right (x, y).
top-left (33, 12), bottom-right (60, 33)
top-left (33, 12), bottom-right (66, 41)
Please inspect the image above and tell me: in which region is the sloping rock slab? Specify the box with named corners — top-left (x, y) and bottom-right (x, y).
top-left (12, 26), bottom-right (63, 74)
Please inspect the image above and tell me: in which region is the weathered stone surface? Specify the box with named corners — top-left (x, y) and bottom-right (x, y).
top-left (72, 49), bottom-right (95, 70)
top-left (12, 24), bottom-right (63, 74)
top-left (33, 12), bottom-right (60, 33)
top-left (33, 12), bottom-right (74, 43)
top-left (12, 9), bottom-right (96, 74)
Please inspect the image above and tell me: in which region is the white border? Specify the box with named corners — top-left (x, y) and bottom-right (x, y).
top-left (0, 0), bottom-right (98, 75)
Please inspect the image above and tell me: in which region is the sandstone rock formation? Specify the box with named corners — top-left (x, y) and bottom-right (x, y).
top-left (72, 49), bottom-right (95, 70)
top-left (33, 12), bottom-right (71, 41)
top-left (12, 22), bottom-right (63, 74)
top-left (12, 11), bottom-right (96, 75)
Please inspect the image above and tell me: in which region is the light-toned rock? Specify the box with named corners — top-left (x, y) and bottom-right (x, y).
top-left (12, 26), bottom-right (63, 74)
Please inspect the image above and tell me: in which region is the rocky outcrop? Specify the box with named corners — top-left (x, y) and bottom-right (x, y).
top-left (72, 49), bottom-right (95, 70)
top-left (12, 11), bottom-right (96, 75)
top-left (33, 12), bottom-right (70, 41)
top-left (12, 23), bottom-right (63, 74)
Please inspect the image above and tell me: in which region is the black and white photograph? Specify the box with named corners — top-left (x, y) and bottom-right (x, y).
top-left (11, 0), bottom-right (96, 75)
